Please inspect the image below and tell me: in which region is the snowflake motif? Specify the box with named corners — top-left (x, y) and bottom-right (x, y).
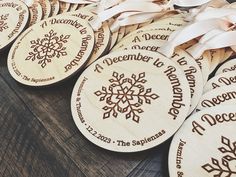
top-left (25, 30), bottom-right (70, 68)
top-left (0, 14), bottom-right (9, 32)
top-left (94, 72), bottom-right (159, 123)
top-left (202, 136), bottom-right (236, 177)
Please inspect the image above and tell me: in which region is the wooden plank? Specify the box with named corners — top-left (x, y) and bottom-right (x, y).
top-left (0, 51), bottom-right (166, 176)
top-left (0, 74), bottom-right (86, 177)
top-left (127, 142), bottom-right (170, 177)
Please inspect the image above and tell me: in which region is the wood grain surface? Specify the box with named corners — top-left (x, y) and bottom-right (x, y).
top-left (0, 49), bottom-right (170, 177)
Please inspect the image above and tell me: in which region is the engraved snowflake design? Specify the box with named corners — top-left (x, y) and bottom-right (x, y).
top-left (26, 30), bottom-right (70, 68)
top-left (202, 136), bottom-right (236, 177)
top-left (0, 14), bottom-right (9, 32)
top-left (94, 72), bottom-right (159, 123)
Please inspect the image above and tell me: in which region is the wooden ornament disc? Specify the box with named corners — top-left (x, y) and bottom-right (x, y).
top-left (0, 0), bottom-right (29, 51)
top-left (221, 48), bottom-right (233, 63)
top-left (204, 71), bottom-right (236, 93)
top-left (65, 10), bottom-right (111, 66)
top-left (59, 1), bottom-right (70, 14)
top-left (123, 14), bottom-right (186, 41)
top-left (209, 49), bottom-right (225, 74)
top-left (7, 15), bottom-right (95, 86)
top-left (124, 24), bottom-right (139, 36)
top-left (109, 30), bottom-right (119, 51)
top-left (181, 40), bottom-right (211, 84)
top-left (69, 3), bottom-right (79, 11)
top-left (50, 0), bottom-right (60, 16)
top-left (196, 85), bottom-right (236, 111)
top-left (116, 41), bottom-right (204, 114)
top-left (39, 0), bottom-right (52, 19)
top-left (112, 28), bottom-right (210, 88)
top-left (28, 2), bottom-right (43, 26)
top-left (112, 19), bottom-right (186, 51)
top-left (215, 58), bottom-right (236, 75)
top-left (169, 105), bottom-right (236, 177)
top-left (71, 49), bottom-right (191, 152)
top-left (117, 26), bottom-right (126, 43)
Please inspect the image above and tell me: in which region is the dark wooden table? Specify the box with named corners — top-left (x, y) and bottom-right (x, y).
top-left (0, 48), bottom-right (170, 177)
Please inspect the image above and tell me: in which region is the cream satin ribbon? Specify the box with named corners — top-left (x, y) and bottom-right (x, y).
top-left (187, 31), bottom-right (236, 58)
top-left (159, 5), bottom-right (236, 58)
top-left (90, 0), bottom-right (213, 31)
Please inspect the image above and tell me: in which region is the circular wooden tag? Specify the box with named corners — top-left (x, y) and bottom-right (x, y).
top-left (117, 26), bottom-right (126, 43)
top-left (65, 10), bottom-right (111, 66)
top-left (124, 24), bottom-right (139, 36)
top-left (28, 2), bottom-right (43, 26)
top-left (69, 3), bottom-right (79, 11)
top-left (112, 20), bottom-right (187, 52)
top-left (116, 41), bottom-right (203, 114)
top-left (204, 71), bottom-right (236, 93)
top-left (59, 1), bottom-right (70, 14)
top-left (222, 48), bottom-right (233, 63)
top-left (39, 0), bottom-right (52, 19)
top-left (112, 28), bottom-right (210, 88)
top-left (109, 30), bottom-right (119, 50)
top-left (7, 15), bottom-right (95, 86)
top-left (50, 0), bottom-right (60, 16)
top-left (122, 14), bottom-right (186, 42)
top-left (0, 0), bottom-right (29, 51)
top-left (180, 40), bottom-right (211, 84)
top-left (71, 49), bottom-right (191, 152)
top-left (209, 49), bottom-right (225, 73)
top-left (196, 85), bottom-right (236, 111)
top-left (215, 58), bottom-right (236, 75)
top-left (169, 105), bottom-right (236, 177)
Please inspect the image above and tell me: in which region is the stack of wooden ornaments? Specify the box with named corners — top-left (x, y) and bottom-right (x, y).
top-left (1, 0), bottom-right (236, 176)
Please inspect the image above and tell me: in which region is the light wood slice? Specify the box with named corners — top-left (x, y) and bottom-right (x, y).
top-left (28, 2), bottom-right (43, 26)
top-left (169, 105), bottom-right (236, 177)
top-left (0, 0), bottom-right (29, 51)
top-left (71, 49), bottom-right (191, 152)
top-left (7, 15), bottom-right (95, 86)
top-left (116, 40), bottom-right (204, 115)
top-left (49, 0), bottom-right (60, 16)
top-left (204, 71), bottom-right (236, 93)
top-left (215, 58), bottom-right (236, 75)
top-left (196, 85), bottom-right (236, 111)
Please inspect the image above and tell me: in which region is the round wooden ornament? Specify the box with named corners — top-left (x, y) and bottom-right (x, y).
top-left (180, 40), bottom-right (211, 84)
top-left (116, 41), bottom-right (204, 114)
top-left (108, 30), bottom-right (118, 51)
top-left (28, 2), bottom-right (43, 26)
top-left (112, 28), bottom-right (210, 86)
top-left (122, 13), bottom-right (186, 41)
top-left (124, 24), bottom-right (139, 36)
top-left (65, 10), bottom-right (111, 66)
top-left (204, 71), bottom-right (236, 93)
top-left (117, 26), bottom-right (126, 43)
top-left (209, 49), bottom-right (225, 74)
top-left (196, 85), bottom-right (236, 111)
top-left (69, 3), bottom-right (79, 11)
top-left (59, 1), bottom-right (71, 14)
top-left (49, 0), bottom-right (60, 16)
top-left (215, 58), bottom-right (236, 75)
top-left (112, 18), bottom-right (187, 51)
top-left (38, 0), bottom-right (52, 19)
top-left (71, 49), bottom-right (191, 152)
top-left (0, 0), bottom-right (29, 51)
top-left (222, 48), bottom-right (233, 63)
top-left (169, 105), bottom-right (236, 177)
top-left (7, 15), bottom-right (95, 86)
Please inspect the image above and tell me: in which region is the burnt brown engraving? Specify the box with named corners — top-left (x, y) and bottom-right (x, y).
top-left (202, 136), bottom-right (236, 176)
top-left (26, 30), bottom-right (70, 68)
top-left (95, 72), bottom-right (159, 123)
top-left (0, 14), bottom-right (9, 32)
